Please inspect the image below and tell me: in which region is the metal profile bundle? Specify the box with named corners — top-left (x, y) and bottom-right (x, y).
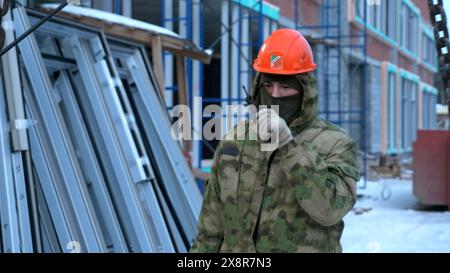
top-left (0, 64), bottom-right (32, 253)
top-left (68, 36), bottom-right (173, 252)
top-left (0, 7), bottom-right (202, 253)
top-left (16, 7), bottom-right (116, 253)
top-left (107, 39), bottom-right (202, 249)
top-left (0, 2), bottom-right (34, 253)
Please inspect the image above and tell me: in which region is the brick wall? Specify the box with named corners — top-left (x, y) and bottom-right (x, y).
top-left (367, 35), bottom-right (391, 62)
top-left (418, 66), bottom-right (435, 85)
top-left (266, 0), bottom-right (321, 26)
top-left (397, 53), bottom-right (415, 73)
top-left (411, 0), bottom-right (431, 24)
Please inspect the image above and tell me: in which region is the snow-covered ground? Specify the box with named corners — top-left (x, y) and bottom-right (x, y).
top-left (341, 178), bottom-right (450, 253)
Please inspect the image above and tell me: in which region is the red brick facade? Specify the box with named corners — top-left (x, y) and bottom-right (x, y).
top-left (266, 0), bottom-right (321, 25)
top-left (412, 0), bottom-right (431, 24)
top-left (397, 52), bottom-right (415, 72)
top-left (418, 66), bottom-right (435, 85)
top-left (367, 35), bottom-right (391, 62)
top-left (269, 0), bottom-right (435, 84)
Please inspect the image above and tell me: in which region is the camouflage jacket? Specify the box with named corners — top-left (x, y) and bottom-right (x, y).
top-left (190, 73), bottom-right (360, 253)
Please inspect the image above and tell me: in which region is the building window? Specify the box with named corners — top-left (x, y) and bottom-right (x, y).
top-left (355, 0), bottom-right (397, 42)
top-left (355, 0), bottom-right (364, 18)
top-left (400, 3), bottom-right (405, 47)
top-left (401, 78), bottom-right (408, 150)
top-left (411, 83), bottom-right (418, 142)
top-left (386, 0), bottom-right (397, 40)
top-left (400, 2), bottom-right (419, 55)
top-left (387, 71), bottom-right (396, 152)
top-left (401, 76), bottom-right (419, 150)
top-left (422, 90), bottom-right (438, 129)
top-left (431, 94), bottom-right (437, 129)
top-left (422, 92), bottom-right (430, 129)
top-left (422, 33), bottom-right (438, 68)
top-left (369, 2), bottom-right (383, 30)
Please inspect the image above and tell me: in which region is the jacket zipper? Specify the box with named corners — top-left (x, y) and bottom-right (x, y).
top-left (252, 150), bottom-right (276, 248)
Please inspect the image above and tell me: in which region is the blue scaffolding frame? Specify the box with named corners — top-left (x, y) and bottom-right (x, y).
top-left (201, 0), bottom-right (265, 105)
top-left (198, 0), bottom-right (266, 177)
top-left (161, 0), bottom-right (195, 112)
top-left (295, 0), bottom-right (369, 188)
top-left (162, 0), bottom-right (206, 190)
top-left (237, 0), bottom-right (264, 105)
top-left (161, 0), bottom-right (264, 185)
top-left (158, 1), bottom-right (370, 189)
top-left (114, 0), bottom-right (121, 14)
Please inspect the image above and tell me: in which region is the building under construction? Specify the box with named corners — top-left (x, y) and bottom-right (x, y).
top-left (27, 0), bottom-right (438, 172)
top-left (0, 0), bottom-right (442, 253)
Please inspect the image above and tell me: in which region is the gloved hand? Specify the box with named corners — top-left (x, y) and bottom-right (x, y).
top-left (257, 108), bottom-right (293, 148)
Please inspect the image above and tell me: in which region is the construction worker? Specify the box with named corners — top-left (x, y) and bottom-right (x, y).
top-left (190, 29), bottom-right (360, 253)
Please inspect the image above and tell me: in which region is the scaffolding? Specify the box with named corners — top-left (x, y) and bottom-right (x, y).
top-left (160, 0), bottom-right (276, 179)
top-left (159, 0), bottom-right (368, 187)
top-left (201, 1), bottom-right (265, 115)
top-left (294, 0), bottom-right (369, 188)
top-left (162, 0), bottom-right (205, 173)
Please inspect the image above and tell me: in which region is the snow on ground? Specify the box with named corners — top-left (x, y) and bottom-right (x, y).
top-left (341, 178), bottom-right (450, 253)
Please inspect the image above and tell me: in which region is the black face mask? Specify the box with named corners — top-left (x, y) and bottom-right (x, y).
top-left (259, 89), bottom-right (302, 123)
top-left (259, 73), bottom-right (303, 123)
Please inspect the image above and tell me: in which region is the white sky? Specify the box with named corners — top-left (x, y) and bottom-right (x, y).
top-left (445, 1), bottom-right (450, 30)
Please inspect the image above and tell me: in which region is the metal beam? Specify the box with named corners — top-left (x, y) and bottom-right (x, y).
top-left (15, 6), bottom-right (107, 253)
top-left (0, 63), bottom-right (21, 253)
top-left (0, 2), bottom-right (33, 253)
top-left (163, 0), bottom-right (174, 108)
top-left (124, 49), bottom-right (202, 246)
top-left (54, 72), bottom-right (128, 252)
top-left (86, 35), bottom-right (174, 252)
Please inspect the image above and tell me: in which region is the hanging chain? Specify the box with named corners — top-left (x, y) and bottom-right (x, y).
top-left (428, 0), bottom-right (450, 127)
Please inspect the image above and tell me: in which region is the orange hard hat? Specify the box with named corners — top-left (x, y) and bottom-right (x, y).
top-left (253, 29), bottom-right (317, 75)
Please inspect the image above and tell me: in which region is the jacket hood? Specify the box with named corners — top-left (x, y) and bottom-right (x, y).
top-left (250, 72), bottom-right (318, 129)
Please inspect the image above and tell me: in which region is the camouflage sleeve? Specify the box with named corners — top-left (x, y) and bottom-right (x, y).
top-left (281, 138), bottom-right (360, 226)
top-left (189, 142), bottom-right (224, 253)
